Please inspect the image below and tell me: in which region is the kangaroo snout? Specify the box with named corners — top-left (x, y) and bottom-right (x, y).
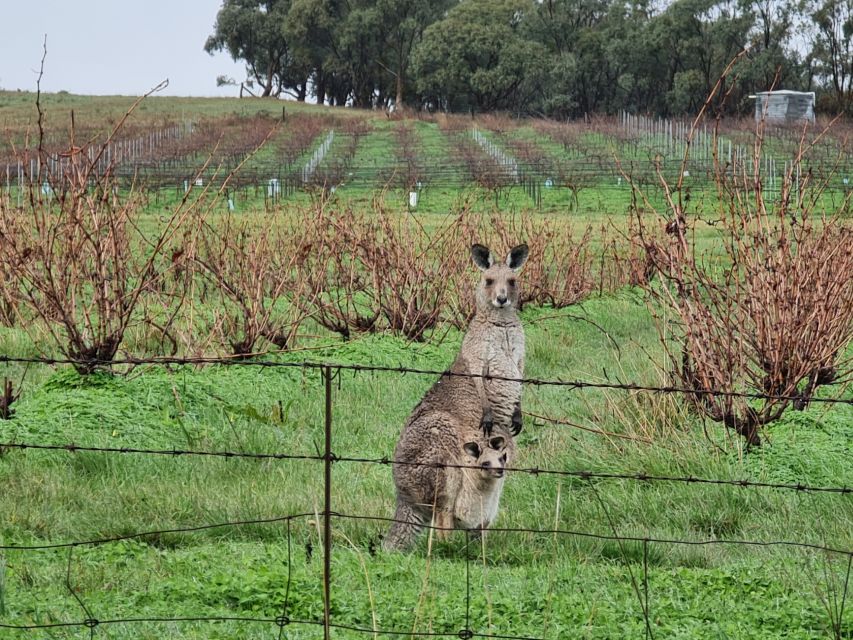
top-left (481, 459), bottom-right (503, 476)
top-left (483, 461), bottom-right (505, 478)
top-left (464, 437), bottom-right (509, 480)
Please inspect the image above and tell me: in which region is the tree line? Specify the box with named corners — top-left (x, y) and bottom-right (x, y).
top-left (205, 0), bottom-right (853, 117)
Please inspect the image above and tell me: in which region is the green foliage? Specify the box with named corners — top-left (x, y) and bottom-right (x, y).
top-left (205, 0), bottom-right (838, 115)
top-left (375, 0), bottom-right (456, 105)
top-left (204, 0), bottom-right (300, 98)
top-left (412, 0), bottom-right (548, 112)
top-left (743, 407), bottom-right (853, 487)
top-left (802, 0), bottom-right (853, 113)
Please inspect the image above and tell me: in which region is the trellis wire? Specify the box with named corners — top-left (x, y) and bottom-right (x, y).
top-left (472, 127), bottom-right (519, 181)
top-left (5, 115), bottom-right (851, 202)
top-left (301, 129), bottom-right (335, 183)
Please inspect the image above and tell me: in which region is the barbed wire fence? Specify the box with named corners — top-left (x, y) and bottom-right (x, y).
top-left (0, 355), bottom-right (852, 638)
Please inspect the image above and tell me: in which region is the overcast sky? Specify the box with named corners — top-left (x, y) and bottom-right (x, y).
top-left (0, 0), bottom-right (248, 97)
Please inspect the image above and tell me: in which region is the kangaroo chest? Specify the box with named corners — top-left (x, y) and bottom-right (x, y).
top-left (454, 475), bottom-right (505, 530)
top-left (483, 324), bottom-right (524, 376)
top-left (484, 324), bottom-right (524, 403)
top-left (463, 322), bottom-right (524, 429)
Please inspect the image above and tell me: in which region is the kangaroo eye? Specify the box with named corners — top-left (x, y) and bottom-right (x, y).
top-left (507, 279), bottom-right (516, 287)
top-left (485, 278), bottom-right (494, 286)
top-left (500, 454), bottom-right (507, 463)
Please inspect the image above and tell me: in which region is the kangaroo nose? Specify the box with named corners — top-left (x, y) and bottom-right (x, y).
top-left (496, 294), bottom-right (508, 305)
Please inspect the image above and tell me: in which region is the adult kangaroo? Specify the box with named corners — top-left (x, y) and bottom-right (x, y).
top-left (383, 243), bottom-right (528, 550)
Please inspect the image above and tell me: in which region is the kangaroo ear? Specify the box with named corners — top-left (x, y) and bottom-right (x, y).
top-left (471, 244), bottom-right (493, 271)
top-left (488, 435), bottom-right (506, 451)
top-left (506, 244), bottom-right (529, 271)
top-left (463, 442), bottom-right (481, 458)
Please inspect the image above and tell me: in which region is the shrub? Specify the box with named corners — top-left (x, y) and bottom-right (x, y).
top-left (638, 117), bottom-right (853, 445)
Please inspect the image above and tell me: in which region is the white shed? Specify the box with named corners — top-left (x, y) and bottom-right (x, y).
top-left (751, 90), bottom-right (815, 123)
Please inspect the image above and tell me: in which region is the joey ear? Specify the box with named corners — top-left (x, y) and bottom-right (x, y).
top-left (463, 442), bottom-right (481, 458)
top-left (471, 244), bottom-right (494, 271)
top-left (488, 435), bottom-right (506, 451)
top-left (506, 244), bottom-right (529, 271)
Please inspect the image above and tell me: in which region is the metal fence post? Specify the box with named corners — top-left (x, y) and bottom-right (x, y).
top-left (323, 365), bottom-right (334, 640)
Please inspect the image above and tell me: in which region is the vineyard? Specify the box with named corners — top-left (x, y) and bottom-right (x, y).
top-left (0, 93), bottom-right (852, 639)
top-left (3, 97), bottom-right (852, 214)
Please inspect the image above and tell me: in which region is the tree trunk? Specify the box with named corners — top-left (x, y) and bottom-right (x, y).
top-left (315, 71), bottom-right (326, 106)
top-left (335, 85), bottom-right (349, 106)
top-left (262, 63), bottom-right (275, 97)
top-left (396, 66), bottom-right (404, 108)
top-left (355, 86), bottom-right (372, 108)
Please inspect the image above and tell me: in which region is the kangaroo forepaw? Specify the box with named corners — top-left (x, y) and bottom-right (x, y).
top-left (510, 404), bottom-right (523, 436)
top-left (480, 407), bottom-right (494, 436)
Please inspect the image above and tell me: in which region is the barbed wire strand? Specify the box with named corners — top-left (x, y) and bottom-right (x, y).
top-left (838, 555), bottom-right (853, 637)
top-left (0, 354), bottom-right (850, 405)
top-left (0, 441), bottom-right (322, 463)
top-left (66, 546), bottom-right (102, 640)
top-left (464, 529), bottom-right (473, 640)
top-left (0, 513), bottom-right (315, 551)
top-left (3, 441), bottom-right (851, 496)
top-left (643, 539), bottom-right (652, 640)
top-left (0, 616), bottom-right (326, 632)
top-left (4, 511), bottom-right (849, 560)
top-left (276, 518), bottom-right (293, 640)
top-left (332, 512), bottom-right (853, 557)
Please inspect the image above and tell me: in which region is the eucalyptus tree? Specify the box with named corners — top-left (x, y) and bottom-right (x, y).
top-left (205, 0), bottom-right (298, 97)
top-left (732, 0), bottom-right (802, 95)
top-left (638, 0), bottom-right (753, 114)
top-left (330, 4), bottom-right (384, 107)
top-left (527, 0), bottom-right (616, 117)
top-left (284, 0), bottom-right (344, 104)
top-left (802, 0), bottom-right (853, 112)
top-left (412, 0), bottom-right (548, 112)
top-left (376, 0), bottom-right (457, 108)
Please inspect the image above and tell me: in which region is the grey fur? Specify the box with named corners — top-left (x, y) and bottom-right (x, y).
top-left (383, 417), bottom-right (515, 550)
top-left (383, 244), bottom-right (528, 551)
top-left (467, 243), bottom-right (528, 436)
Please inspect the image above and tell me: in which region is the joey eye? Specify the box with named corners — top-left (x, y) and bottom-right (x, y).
top-left (507, 279), bottom-right (516, 287)
top-left (500, 454), bottom-right (507, 462)
top-left (485, 278), bottom-right (494, 286)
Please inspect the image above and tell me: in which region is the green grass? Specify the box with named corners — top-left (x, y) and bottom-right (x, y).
top-left (0, 91), bottom-right (338, 133)
top-left (1, 294), bottom-right (851, 638)
top-left (3, 539), bottom-right (846, 639)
